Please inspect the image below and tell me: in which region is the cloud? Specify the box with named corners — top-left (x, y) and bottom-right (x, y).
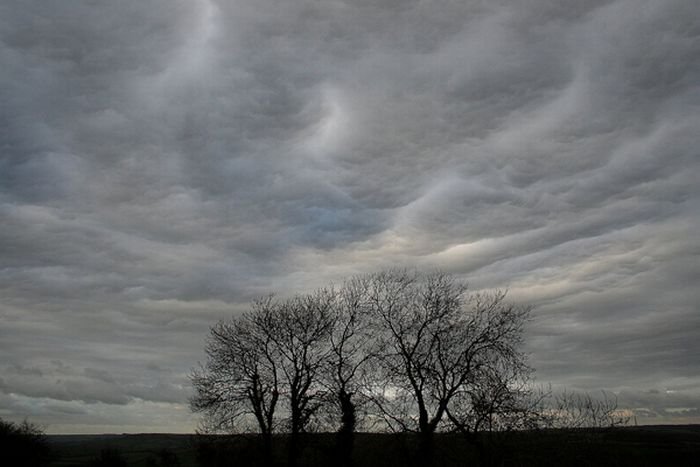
top-left (1, 0), bottom-right (698, 431)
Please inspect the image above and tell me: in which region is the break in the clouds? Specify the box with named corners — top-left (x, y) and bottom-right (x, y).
top-left (1, 0), bottom-right (699, 432)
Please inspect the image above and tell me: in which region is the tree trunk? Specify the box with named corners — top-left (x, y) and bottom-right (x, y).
top-left (288, 394), bottom-right (302, 467)
top-left (336, 389), bottom-right (356, 467)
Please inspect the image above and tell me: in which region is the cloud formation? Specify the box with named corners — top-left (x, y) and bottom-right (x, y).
top-left (1, 0), bottom-right (699, 431)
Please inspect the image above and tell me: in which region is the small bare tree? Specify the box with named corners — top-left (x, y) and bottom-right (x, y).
top-left (443, 291), bottom-right (533, 433)
top-left (444, 354), bottom-right (535, 467)
top-left (446, 357), bottom-right (533, 435)
top-left (546, 390), bottom-right (629, 429)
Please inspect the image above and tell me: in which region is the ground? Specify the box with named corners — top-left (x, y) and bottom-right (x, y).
top-left (45, 425), bottom-right (700, 467)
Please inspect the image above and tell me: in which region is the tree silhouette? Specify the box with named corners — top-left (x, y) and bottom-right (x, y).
top-left (364, 271), bottom-right (531, 465)
top-left (191, 270), bottom-right (533, 467)
top-left (190, 297), bottom-right (281, 465)
top-left (0, 417), bottom-right (51, 467)
top-left (259, 291), bottom-right (334, 467)
top-left (324, 277), bottom-right (376, 467)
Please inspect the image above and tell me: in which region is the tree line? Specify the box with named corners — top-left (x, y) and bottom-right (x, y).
top-left (190, 270), bottom-right (626, 467)
top-left (190, 270), bottom-right (533, 466)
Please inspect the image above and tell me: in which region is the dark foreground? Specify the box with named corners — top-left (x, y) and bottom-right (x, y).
top-left (44, 425), bottom-right (700, 467)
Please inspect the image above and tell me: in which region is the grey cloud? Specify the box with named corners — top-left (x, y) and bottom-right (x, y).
top-left (0, 360), bottom-right (189, 406)
top-left (1, 0), bottom-right (699, 431)
top-left (0, 371), bottom-right (130, 406)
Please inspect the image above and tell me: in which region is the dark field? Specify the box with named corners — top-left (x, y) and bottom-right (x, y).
top-left (46, 425), bottom-right (700, 467)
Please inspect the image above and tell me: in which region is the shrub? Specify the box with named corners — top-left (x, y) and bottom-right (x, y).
top-left (0, 417), bottom-right (52, 467)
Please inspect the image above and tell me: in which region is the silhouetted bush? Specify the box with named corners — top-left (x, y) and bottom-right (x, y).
top-left (0, 417), bottom-right (52, 467)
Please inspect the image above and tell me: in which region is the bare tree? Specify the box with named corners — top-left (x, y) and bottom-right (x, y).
top-left (364, 271), bottom-right (531, 465)
top-left (364, 270), bottom-right (459, 462)
top-left (191, 292), bottom-right (335, 467)
top-left (444, 353), bottom-right (535, 467)
top-left (323, 277), bottom-right (377, 466)
top-left (545, 390), bottom-right (629, 429)
top-left (259, 291), bottom-right (335, 467)
top-left (446, 358), bottom-right (533, 435)
top-left (190, 297), bottom-right (281, 464)
top-left (442, 291), bottom-right (533, 433)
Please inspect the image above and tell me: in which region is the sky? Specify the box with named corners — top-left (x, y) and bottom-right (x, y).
top-left (1, 0), bottom-right (699, 433)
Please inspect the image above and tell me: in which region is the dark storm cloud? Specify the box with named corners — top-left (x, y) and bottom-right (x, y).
top-left (1, 0), bottom-right (699, 431)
